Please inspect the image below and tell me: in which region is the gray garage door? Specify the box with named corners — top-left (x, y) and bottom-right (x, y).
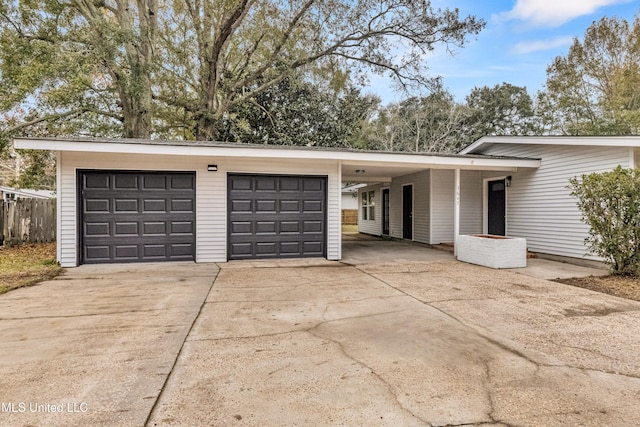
top-left (80, 171), bottom-right (196, 264)
top-left (228, 174), bottom-right (327, 260)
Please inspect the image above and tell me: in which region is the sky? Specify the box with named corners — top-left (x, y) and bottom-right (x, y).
top-left (366, 0), bottom-right (639, 104)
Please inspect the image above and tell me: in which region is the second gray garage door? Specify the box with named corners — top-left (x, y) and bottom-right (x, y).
top-left (228, 174), bottom-right (327, 260)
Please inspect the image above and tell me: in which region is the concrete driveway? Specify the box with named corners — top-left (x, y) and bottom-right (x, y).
top-left (0, 262), bottom-right (218, 427)
top-left (2, 248), bottom-right (640, 426)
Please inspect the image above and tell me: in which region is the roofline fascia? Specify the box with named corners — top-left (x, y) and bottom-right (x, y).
top-left (14, 138), bottom-right (541, 170)
top-left (460, 135), bottom-right (640, 154)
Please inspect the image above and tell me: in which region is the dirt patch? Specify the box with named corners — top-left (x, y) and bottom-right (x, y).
top-left (0, 243), bottom-right (62, 294)
top-left (554, 275), bottom-right (640, 302)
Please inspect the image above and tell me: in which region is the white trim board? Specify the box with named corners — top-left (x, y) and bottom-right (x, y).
top-left (15, 137), bottom-right (540, 171)
top-left (461, 135), bottom-right (640, 155)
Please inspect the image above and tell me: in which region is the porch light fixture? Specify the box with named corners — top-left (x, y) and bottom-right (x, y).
top-left (506, 176), bottom-right (512, 187)
top-left (355, 169), bottom-right (365, 174)
top-left (207, 164), bottom-right (218, 172)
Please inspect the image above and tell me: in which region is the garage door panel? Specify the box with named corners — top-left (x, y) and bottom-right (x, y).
top-left (142, 175), bottom-right (166, 189)
top-left (280, 200), bottom-right (299, 212)
top-left (302, 200), bottom-right (323, 212)
top-left (114, 174), bottom-right (138, 189)
top-left (303, 241), bottom-right (323, 254)
top-left (85, 223), bottom-right (110, 237)
top-left (170, 175), bottom-right (194, 190)
top-left (279, 178), bottom-right (301, 192)
top-left (303, 178), bottom-right (324, 192)
top-left (114, 199), bottom-right (138, 212)
top-left (256, 177), bottom-right (277, 191)
top-left (231, 242), bottom-right (252, 255)
top-left (231, 176), bottom-right (253, 191)
top-left (303, 220), bottom-right (323, 233)
top-left (143, 222), bottom-right (166, 235)
top-left (170, 243), bottom-right (194, 257)
top-left (256, 200), bottom-right (277, 212)
top-left (85, 199), bottom-right (110, 213)
top-left (85, 174), bottom-right (110, 189)
top-left (279, 241), bottom-right (300, 254)
top-left (143, 244), bottom-right (166, 258)
top-left (80, 171), bottom-right (195, 264)
top-left (143, 199), bottom-right (167, 212)
top-left (255, 221), bottom-right (276, 234)
top-left (171, 221), bottom-right (194, 235)
top-left (280, 221), bottom-right (300, 233)
top-left (170, 199), bottom-right (194, 212)
top-left (114, 222), bottom-right (139, 236)
top-left (231, 200), bottom-right (252, 213)
top-left (256, 242), bottom-right (277, 255)
top-left (114, 245), bottom-right (139, 259)
top-left (228, 174), bottom-right (326, 260)
top-left (85, 245), bottom-right (110, 261)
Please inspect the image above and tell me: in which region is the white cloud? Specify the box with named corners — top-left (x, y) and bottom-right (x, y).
top-left (511, 36), bottom-right (574, 54)
top-left (495, 0), bottom-right (632, 27)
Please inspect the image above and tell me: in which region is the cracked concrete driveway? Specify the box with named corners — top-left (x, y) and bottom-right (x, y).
top-left (148, 258), bottom-right (640, 427)
top-left (2, 253), bottom-right (640, 427)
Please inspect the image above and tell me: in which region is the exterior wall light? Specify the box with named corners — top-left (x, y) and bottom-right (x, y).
top-left (207, 165), bottom-right (218, 172)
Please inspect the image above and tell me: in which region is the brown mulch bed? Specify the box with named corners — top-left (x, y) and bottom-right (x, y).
top-left (554, 275), bottom-right (640, 302)
top-left (0, 243), bottom-right (62, 294)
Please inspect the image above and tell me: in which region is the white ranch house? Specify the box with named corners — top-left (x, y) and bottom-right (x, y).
top-left (14, 136), bottom-right (640, 267)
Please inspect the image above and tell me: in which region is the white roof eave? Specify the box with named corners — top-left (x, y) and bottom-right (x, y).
top-left (460, 135), bottom-right (640, 154)
top-left (15, 137), bottom-right (540, 171)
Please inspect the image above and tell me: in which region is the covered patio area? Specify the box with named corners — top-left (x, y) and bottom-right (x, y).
top-left (340, 153), bottom-right (540, 258)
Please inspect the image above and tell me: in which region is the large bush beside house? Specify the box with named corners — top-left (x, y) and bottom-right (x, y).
top-left (570, 166), bottom-right (640, 275)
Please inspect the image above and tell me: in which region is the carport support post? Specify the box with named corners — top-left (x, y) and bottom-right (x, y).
top-left (454, 168), bottom-right (460, 257)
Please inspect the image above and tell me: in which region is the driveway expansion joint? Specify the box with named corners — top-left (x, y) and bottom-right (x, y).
top-left (143, 268), bottom-right (220, 427)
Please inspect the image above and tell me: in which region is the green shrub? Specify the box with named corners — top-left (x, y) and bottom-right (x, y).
top-left (569, 166), bottom-right (640, 275)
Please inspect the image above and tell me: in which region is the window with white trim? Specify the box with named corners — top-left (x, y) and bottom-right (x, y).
top-left (361, 190), bottom-right (375, 220)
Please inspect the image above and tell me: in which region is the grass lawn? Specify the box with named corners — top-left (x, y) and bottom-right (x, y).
top-left (0, 243), bottom-right (62, 294)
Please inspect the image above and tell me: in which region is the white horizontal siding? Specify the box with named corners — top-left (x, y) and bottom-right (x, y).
top-left (460, 170), bottom-right (483, 236)
top-left (480, 144), bottom-right (631, 260)
top-left (59, 152), bottom-right (340, 266)
top-left (430, 169), bottom-right (454, 244)
top-left (389, 171), bottom-right (430, 243)
top-left (357, 184), bottom-right (382, 236)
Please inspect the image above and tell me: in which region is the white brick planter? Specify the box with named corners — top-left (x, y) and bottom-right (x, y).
top-left (457, 234), bottom-right (527, 269)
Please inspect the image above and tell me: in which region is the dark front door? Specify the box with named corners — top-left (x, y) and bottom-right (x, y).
top-left (382, 188), bottom-right (390, 235)
top-left (228, 174), bottom-right (327, 260)
top-left (79, 170), bottom-right (196, 264)
top-left (402, 184), bottom-right (413, 239)
top-left (488, 179), bottom-right (506, 236)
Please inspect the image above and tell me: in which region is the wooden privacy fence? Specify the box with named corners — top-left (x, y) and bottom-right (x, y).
top-left (342, 209), bottom-right (358, 225)
top-left (0, 198), bottom-right (56, 246)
